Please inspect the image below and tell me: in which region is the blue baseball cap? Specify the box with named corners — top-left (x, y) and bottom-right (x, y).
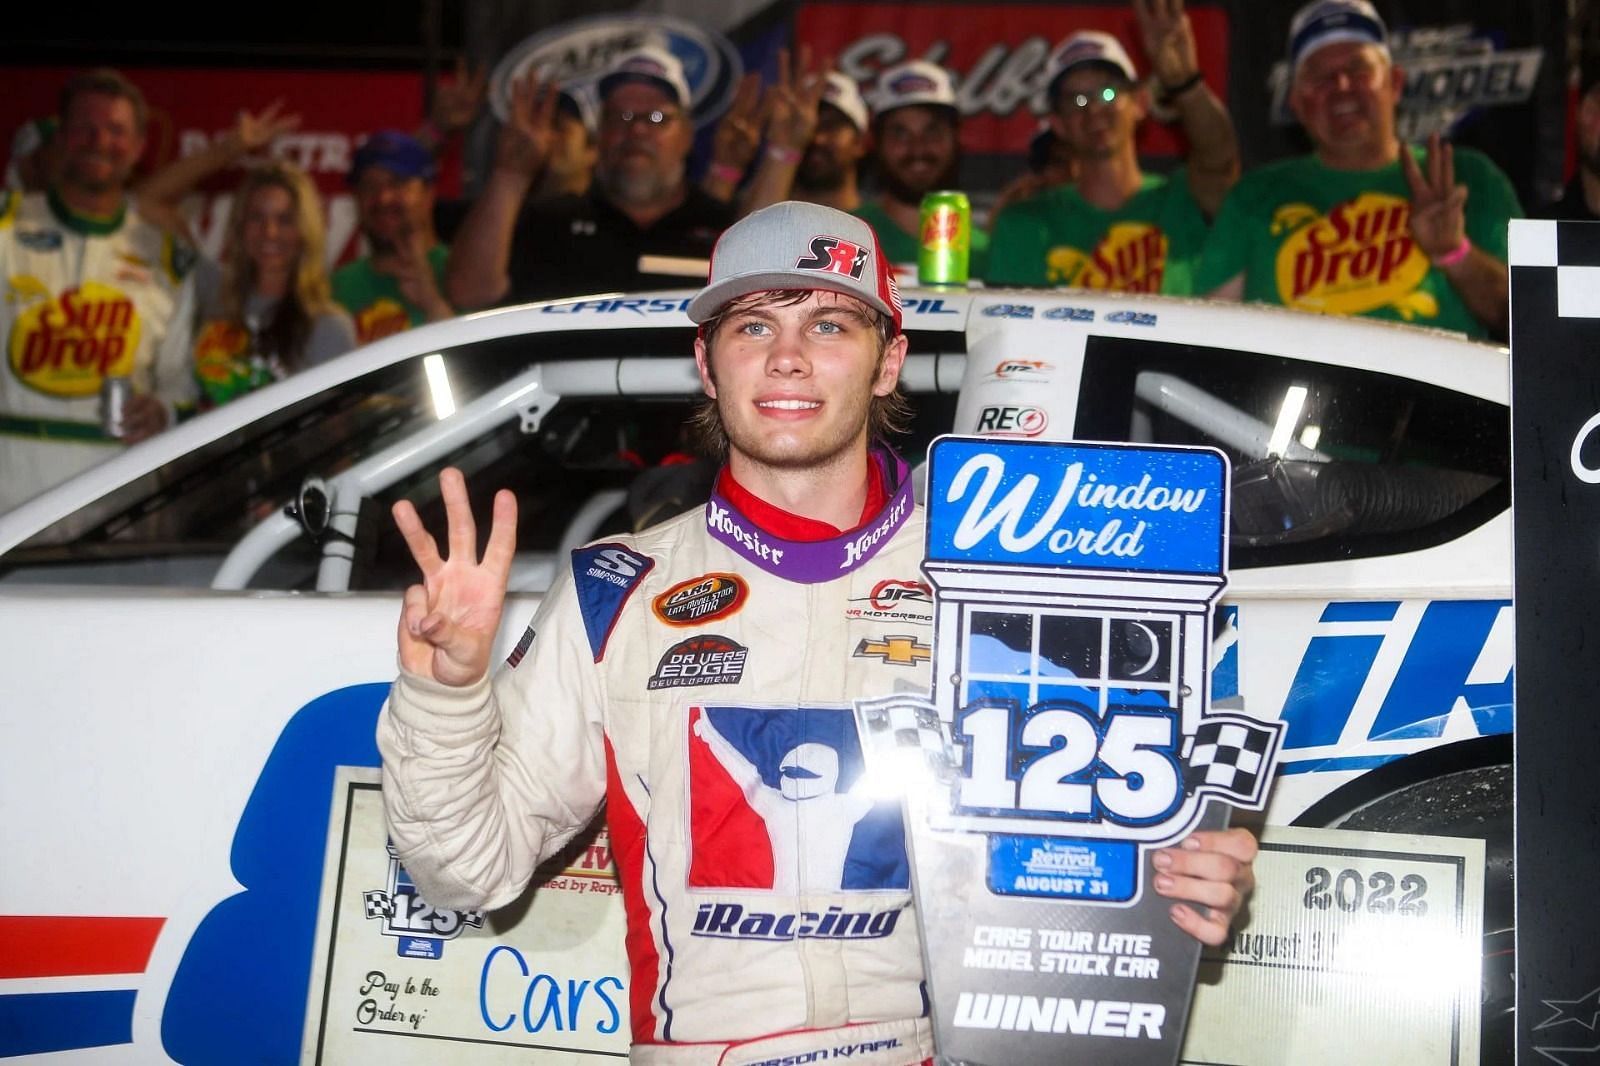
top-left (1288, 0), bottom-right (1390, 75)
top-left (349, 130), bottom-right (437, 185)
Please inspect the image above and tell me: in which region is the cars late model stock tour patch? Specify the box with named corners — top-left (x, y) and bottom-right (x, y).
top-left (856, 435), bottom-right (1283, 1066)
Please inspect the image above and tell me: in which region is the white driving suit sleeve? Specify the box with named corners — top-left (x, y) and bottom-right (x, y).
top-left (377, 564), bottom-right (608, 911)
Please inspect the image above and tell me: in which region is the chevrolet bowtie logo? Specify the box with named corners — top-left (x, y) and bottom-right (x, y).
top-left (854, 635), bottom-right (931, 666)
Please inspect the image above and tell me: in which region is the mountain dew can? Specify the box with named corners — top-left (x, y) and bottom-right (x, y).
top-left (918, 191), bottom-right (971, 286)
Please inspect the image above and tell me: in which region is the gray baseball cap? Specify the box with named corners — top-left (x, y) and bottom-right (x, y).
top-left (687, 201), bottom-right (903, 332)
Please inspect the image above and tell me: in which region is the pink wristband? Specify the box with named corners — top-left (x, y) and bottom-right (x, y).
top-left (766, 143), bottom-right (801, 165)
top-left (1431, 236), bottom-right (1471, 268)
top-left (707, 162), bottom-right (743, 184)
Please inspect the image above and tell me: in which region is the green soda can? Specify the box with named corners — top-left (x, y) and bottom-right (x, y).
top-left (917, 190), bottom-right (971, 286)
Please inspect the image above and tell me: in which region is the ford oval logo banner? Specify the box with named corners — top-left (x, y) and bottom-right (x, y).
top-left (489, 15), bottom-right (744, 129)
top-left (925, 437), bottom-right (1228, 577)
top-left (857, 435), bottom-right (1281, 1065)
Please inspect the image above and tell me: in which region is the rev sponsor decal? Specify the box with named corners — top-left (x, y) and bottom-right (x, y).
top-left (796, 235), bottom-right (869, 279)
top-left (653, 572), bottom-right (748, 627)
top-left (854, 635), bottom-right (932, 667)
top-left (976, 405), bottom-right (1049, 437)
top-left (1272, 194), bottom-right (1433, 320)
top-left (846, 578), bottom-right (934, 625)
top-left (1046, 222), bottom-right (1168, 292)
top-left (8, 279), bottom-right (141, 397)
top-left (647, 634), bottom-right (748, 690)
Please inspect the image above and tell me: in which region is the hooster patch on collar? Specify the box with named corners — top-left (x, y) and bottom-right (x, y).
top-left (572, 543), bottom-right (654, 662)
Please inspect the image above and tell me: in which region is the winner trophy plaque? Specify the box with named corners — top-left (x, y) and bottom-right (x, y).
top-left (857, 437), bottom-right (1283, 1066)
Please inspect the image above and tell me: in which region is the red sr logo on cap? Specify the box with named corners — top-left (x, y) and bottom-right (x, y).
top-left (796, 236), bottom-right (868, 280)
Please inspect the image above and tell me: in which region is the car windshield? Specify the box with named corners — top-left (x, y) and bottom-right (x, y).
top-left (0, 325), bottom-right (961, 592)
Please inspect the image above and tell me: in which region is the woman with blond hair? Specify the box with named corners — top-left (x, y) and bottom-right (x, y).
top-left (192, 160), bottom-right (355, 406)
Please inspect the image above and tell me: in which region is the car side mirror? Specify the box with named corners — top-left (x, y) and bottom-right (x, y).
top-left (288, 476), bottom-right (332, 541)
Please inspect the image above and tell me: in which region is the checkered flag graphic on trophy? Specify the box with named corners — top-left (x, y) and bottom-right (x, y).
top-left (1182, 715), bottom-right (1285, 807)
top-left (363, 890), bottom-right (394, 920)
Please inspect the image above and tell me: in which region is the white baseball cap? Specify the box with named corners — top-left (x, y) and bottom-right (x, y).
top-left (598, 46), bottom-right (692, 109)
top-left (1287, 0), bottom-right (1390, 75)
top-left (1044, 31), bottom-right (1139, 103)
top-left (687, 201), bottom-right (902, 333)
top-left (870, 60), bottom-right (958, 119)
top-left (820, 72), bottom-right (870, 132)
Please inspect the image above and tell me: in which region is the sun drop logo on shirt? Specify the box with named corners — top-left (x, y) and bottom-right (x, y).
top-left (355, 297), bottom-right (412, 344)
top-left (1272, 193), bottom-right (1436, 319)
top-left (8, 279), bottom-right (141, 396)
top-left (1046, 222), bottom-right (1167, 292)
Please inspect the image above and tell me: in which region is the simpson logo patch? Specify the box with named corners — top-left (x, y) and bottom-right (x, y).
top-left (647, 634), bottom-right (748, 690)
top-left (853, 634), bottom-right (931, 667)
top-left (796, 235), bottom-right (868, 279)
top-left (653, 572), bottom-right (748, 627)
top-left (572, 543), bottom-right (654, 662)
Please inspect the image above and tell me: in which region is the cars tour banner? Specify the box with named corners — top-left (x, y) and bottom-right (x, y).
top-left (1509, 218), bottom-right (1600, 1066)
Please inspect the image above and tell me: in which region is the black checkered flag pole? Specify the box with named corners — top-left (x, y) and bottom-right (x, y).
top-left (1181, 715), bottom-right (1285, 809)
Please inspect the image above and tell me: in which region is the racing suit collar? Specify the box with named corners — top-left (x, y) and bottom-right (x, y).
top-left (704, 445), bottom-right (914, 583)
top-left (715, 449), bottom-right (890, 541)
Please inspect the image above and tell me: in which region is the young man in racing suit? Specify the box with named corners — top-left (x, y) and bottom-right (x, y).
top-left (378, 201), bottom-right (1256, 1065)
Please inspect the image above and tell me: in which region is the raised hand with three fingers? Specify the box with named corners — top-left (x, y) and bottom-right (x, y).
top-left (393, 468), bottom-right (519, 688)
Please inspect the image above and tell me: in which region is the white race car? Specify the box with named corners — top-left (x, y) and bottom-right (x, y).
top-left (0, 289), bottom-right (1511, 1062)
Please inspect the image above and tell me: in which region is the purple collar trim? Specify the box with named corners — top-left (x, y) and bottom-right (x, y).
top-left (704, 449), bottom-right (915, 583)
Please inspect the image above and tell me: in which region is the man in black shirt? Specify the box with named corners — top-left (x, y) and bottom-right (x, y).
top-left (445, 47), bottom-right (735, 308)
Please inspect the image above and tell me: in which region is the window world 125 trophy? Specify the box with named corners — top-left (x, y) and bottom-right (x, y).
top-left (856, 436), bottom-right (1284, 1066)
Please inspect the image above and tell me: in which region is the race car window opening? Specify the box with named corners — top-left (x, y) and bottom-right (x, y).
top-left (1074, 337), bottom-right (1509, 570)
top-left (0, 329), bottom-right (698, 585)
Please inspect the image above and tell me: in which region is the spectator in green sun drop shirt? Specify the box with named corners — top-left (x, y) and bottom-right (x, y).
top-left (855, 60), bottom-right (989, 281)
top-left (332, 131), bottom-right (454, 345)
top-left (988, 0), bottom-right (1239, 294)
top-left (1195, 0), bottom-right (1520, 341)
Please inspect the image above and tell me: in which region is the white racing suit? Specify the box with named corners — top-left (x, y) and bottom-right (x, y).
top-left (0, 189), bottom-right (196, 512)
top-left (380, 451), bottom-right (939, 1065)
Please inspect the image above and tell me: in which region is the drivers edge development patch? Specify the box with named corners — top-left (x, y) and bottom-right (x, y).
top-left (652, 573), bottom-right (748, 628)
top-left (647, 634), bottom-right (749, 690)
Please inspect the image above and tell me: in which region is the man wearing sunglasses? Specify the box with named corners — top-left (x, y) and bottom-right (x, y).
top-left (989, 0), bottom-right (1237, 294)
top-left (446, 46), bottom-right (734, 308)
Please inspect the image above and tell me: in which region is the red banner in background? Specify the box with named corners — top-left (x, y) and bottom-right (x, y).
top-left (796, 2), bottom-right (1229, 161)
top-left (1, 67), bottom-right (429, 267)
